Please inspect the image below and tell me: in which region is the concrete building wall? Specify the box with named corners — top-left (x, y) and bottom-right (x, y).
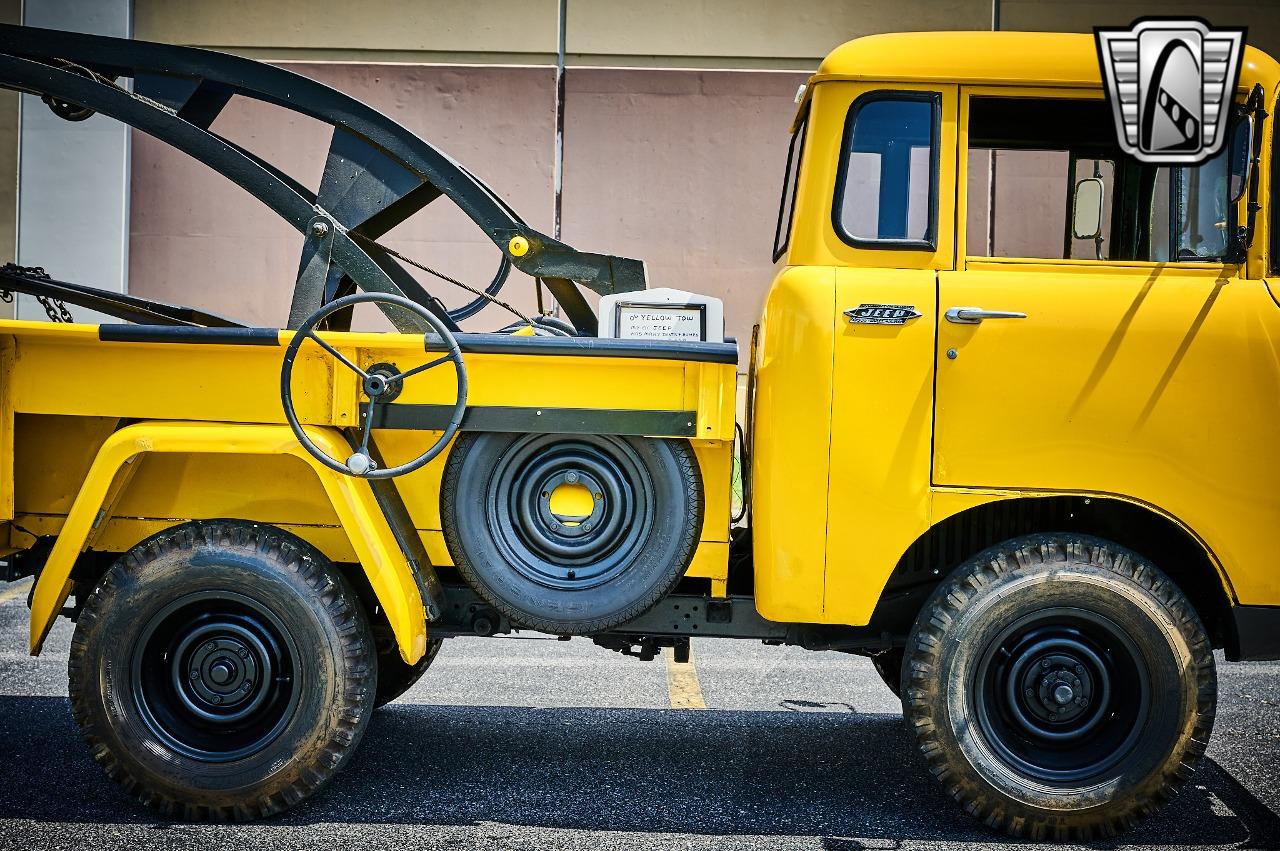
top-left (133, 0), bottom-right (993, 67)
top-left (16, 1), bottom-right (1280, 343)
top-left (128, 64), bottom-right (804, 347)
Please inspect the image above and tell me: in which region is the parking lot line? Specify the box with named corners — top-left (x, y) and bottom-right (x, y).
top-left (664, 644), bottom-right (707, 710)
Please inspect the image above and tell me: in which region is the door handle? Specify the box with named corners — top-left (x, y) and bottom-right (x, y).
top-left (944, 306), bottom-right (1028, 324)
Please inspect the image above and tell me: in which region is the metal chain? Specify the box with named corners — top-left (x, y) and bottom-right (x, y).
top-left (0, 263), bottom-right (74, 322)
top-left (350, 234), bottom-right (536, 329)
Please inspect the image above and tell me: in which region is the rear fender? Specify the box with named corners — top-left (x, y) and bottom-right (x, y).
top-left (27, 421), bottom-right (428, 663)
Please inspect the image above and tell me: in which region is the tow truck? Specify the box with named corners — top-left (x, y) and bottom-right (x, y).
top-left (1, 25), bottom-right (1277, 839)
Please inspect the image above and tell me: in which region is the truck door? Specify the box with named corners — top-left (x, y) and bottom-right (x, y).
top-left (934, 88), bottom-right (1279, 585)
top-left (817, 83), bottom-right (957, 625)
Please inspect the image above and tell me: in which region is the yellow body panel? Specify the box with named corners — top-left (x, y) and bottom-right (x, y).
top-left (2, 319), bottom-right (736, 654)
top-left (754, 32), bottom-right (1280, 625)
top-left (936, 260), bottom-right (1279, 605)
top-left (824, 268), bottom-right (936, 624)
top-left (750, 265), bottom-right (834, 621)
top-left (26, 421), bottom-right (429, 663)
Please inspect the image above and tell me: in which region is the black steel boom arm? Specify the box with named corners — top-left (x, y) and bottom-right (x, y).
top-left (0, 25), bottom-right (645, 334)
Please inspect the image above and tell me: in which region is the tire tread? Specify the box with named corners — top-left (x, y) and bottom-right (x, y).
top-left (68, 519), bottom-right (374, 822)
top-left (902, 533), bottom-right (1217, 841)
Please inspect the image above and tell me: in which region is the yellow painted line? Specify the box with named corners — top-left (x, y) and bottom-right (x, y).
top-left (0, 578), bottom-right (32, 606)
top-left (664, 644), bottom-right (707, 710)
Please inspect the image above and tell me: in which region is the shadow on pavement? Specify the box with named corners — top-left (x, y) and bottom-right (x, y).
top-left (1, 695), bottom-right (1276, 847)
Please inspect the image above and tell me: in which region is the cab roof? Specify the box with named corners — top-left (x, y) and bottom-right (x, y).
top-left (811, 31), bottom-right (1280, 91)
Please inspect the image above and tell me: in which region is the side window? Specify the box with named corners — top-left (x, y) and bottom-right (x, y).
top-left (834, 93), bottom-right (939, 248)
top-left (965, 96), bottom-right (1241, 263)
top-left (772, 112), bottom-right (808, 262)
top-left (968, 148), bottom-right (1115, 259)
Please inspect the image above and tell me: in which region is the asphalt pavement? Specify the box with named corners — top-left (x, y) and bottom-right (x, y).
top-left (1, 576), bottom-right (1278, 851)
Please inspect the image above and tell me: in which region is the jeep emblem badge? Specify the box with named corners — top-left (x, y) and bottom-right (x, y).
top-left (1096, 18), bottom-right (1246, 165)
top-left (844, 304), bottom-right (922, 326)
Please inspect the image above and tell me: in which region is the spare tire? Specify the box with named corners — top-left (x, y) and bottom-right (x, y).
top-left (441, 432), bottom-right (702, 634)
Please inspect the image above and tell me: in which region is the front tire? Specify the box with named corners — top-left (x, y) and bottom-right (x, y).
top-left (902, 534), bottom-right (1216, 840)
top-left (69, 520), bottom-right (376, 820)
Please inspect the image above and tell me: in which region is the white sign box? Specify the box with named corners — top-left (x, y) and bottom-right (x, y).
top-left (599, 287), bottom-right (724, 342)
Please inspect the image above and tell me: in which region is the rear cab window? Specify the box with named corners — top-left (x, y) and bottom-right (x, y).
top-left (772, 108), bottom-right (808, 262)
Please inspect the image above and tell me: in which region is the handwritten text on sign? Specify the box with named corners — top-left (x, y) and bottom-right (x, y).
top-left (617, 305), bottom-right (704, 341)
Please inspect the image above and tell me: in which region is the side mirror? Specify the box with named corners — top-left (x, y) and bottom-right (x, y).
top-left (1229, 115), bottom-right (1254, 203)
top-left (1071, 177), bottom-right (1105, 240)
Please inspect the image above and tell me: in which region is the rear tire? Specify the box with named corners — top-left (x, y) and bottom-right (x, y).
top-left (902, 534), bottom-right (1216, 840)
top-left (68, 520), bottom-right (375, 820)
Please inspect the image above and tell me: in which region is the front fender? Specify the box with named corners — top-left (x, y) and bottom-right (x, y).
top-left (27, 421), bottom-right (428, 664)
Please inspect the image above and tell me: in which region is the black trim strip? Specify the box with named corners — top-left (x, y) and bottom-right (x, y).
top-left (365, 403), bottom-right (698, 436)
top-left (438, 332), bottom-right (739, 364)
top-left (98, 325), bottom-right (738, 364)
top-left (99, 325), bottom-right (281, 345)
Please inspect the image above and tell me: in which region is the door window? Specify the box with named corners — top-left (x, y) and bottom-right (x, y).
top-left (833, 93), bottom-right (939, 249)
top-left (965, 96), bottom-right (1246, 263)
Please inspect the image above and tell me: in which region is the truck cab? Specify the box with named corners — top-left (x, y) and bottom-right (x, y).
top-left (758, 31), bottom-right (1278, 644)
top-left (749, 31), bottom-right (1279, 837)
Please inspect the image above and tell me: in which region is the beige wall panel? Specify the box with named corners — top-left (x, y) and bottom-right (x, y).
top-left (135, 0), bottom-right (558, 56)
top-left (567, 0), bottom-right (991, 62)
top-left (130, 65), bottom-right (555, 328)
top-left (130, 64), bottom-right (801, 359)
top-left (136, 0), bottom-right (992, 66)
top-left (1001, 1), bottom-right (1280, 60)
top-left (561, 68), bottom-right (807, 356)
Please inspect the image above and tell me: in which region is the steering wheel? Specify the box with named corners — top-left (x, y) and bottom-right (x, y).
top-left (281, 292), bottom-right (468, 478)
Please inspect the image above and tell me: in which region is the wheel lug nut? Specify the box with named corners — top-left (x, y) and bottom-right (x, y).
top-left (211, 695), bottom-right (222, 705)
top-left (1025, 688), bottom-right (1034, 698)
top-left (206, 641), bottom-right (217, 652)
top-left (566, 472), bottom-right (579, 484)
top-left (1074, 664), bottom-right (1083, 674)
top-left (238, 648), bottom-right (250, 659)
top-left (189, 669), bottom-right (200, 680)
top-left (1041, 659), bottom-right (1051, 668)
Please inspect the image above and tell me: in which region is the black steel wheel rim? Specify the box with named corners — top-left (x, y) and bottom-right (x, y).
top-left (971, 606), bottom-right (1150, 783)
top-left (132, 590), bottom-right (301, 763)
top-left (486, 434), bottom-right (654, 590)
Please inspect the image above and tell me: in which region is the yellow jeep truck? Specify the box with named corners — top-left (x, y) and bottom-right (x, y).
top-left (0, 26), bottom-right (1277, 840)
